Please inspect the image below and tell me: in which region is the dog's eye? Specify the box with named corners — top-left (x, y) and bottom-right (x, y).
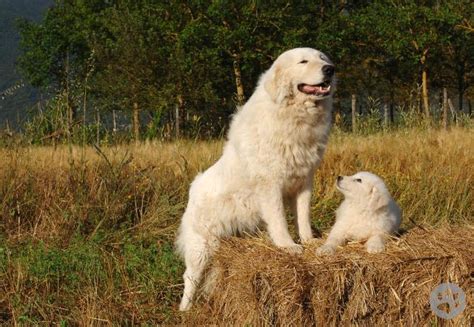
top-left (299, 60), bottom-right (308, 64)
top-left (355, 178), bottom-right (362, 183)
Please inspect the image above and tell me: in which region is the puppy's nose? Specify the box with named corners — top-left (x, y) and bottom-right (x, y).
top-left (322, 65), bottom-right (335, 77)
top-left (337, 175), bottom-right (343, 182)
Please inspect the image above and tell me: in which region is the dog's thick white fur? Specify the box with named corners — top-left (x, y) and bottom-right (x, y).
top-left (316, 172), bottom-right (401, 255)
top-left (176, 48), bottom-right (335, 311)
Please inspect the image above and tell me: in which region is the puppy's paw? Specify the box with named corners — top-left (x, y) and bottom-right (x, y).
top-left (280, 244), bottom-right (304, 255)
top-left (316, 244), bottom-right (336, 256)
top-left (366, 241), bottom-right (385, 253)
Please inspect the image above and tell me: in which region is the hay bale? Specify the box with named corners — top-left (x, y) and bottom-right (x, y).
top-left (188, 227), bottom-right (473, 326)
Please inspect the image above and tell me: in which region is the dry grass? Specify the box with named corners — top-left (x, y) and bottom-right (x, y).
top-left (190, 227), bottom-right (473, 326)
top-left (1, 127), bottom-right (472, 242)
top-left (0, 127), bottom-right (472, 324)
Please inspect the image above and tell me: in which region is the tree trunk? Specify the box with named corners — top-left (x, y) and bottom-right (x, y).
top-left (448, 98), bottom-right (456, 125)
top-left (233, 58), bottom-right (245, 106)
top-left (112, 110), bottom-right (117, 133)
top-left (65, 51), bottom-right (71, 130)
top-left (421, 51), bottom-right (430, 118)
top-left (175, 105), bottom-right (180, 138)
top-left (83, 89), bottom-right (87, 124)
top-left (96, 108), bottom-right (100, 144)
top-left (383, 103), bottom-right (389, 128)
top-left (442, 88), bottom-right (448, 130)
top-left (458, 89), bottom-right (464, 114)
top-left (65, 51), bottom-right (77, 131)
top-left (351, 94), bottom-right (357, 133)
top-left (457, 62), bottom-right (465, 112)
top-left (389, 87), bottom-right (395, 123)
top-left (132, 102), bottom-right (140, 141)
top-left (82, 88), bottom-right (87, 144)
top-left (176, 94), bottom-right (185, 137)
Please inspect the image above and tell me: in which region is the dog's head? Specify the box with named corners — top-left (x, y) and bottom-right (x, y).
top-left (336, 172), bottom-right (391, 211)
top-left (263, 47), bottom-right (335, 104)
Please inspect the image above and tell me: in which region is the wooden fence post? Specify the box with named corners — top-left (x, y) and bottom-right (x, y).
top-left (447, 98), bottom-right (456, 125)
top-left (112, 110), bottom-right (117, 134)
top-left (351, 94), bottom-right (357, 133)
top-left (132, 102), bottom-right (140, 141)
top-left (175, 105), bottom-right (180, 138)
top-left (383, 103), bottom-right (389, 128)
top-left (442, 88), bottom-right (448, 130)
top-left (233, 56), bottom-right (245, 106)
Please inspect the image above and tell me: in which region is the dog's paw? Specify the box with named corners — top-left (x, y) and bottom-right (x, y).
top-left (179, 298), bottom-right (192, 312)
top-left (281, 244), bottom-right (304, 255)
top-left (316, 244), bottom-right (336, 256)
top-left (366, 242), bottom-right (385, 253)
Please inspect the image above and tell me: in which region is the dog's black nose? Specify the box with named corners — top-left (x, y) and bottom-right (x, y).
top-left (322, 65), bottom-right (335, 77)
top-left (337, 176), bottom-right (343, 182)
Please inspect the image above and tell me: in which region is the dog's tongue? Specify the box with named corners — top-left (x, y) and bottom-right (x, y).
top-left (301, 85), bottom-right (321, 93)
top-left (301, 84), bottom-right (330, 95)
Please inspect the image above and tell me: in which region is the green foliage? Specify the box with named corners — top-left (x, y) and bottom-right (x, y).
top-left (12, 0), bottom-right (474, 141)
top-left (22, 93), bottom-right (100, 145)
top-left (23, 94), bottom-right (71, 143)
top-left (16, 0), bottom-right (109, 90)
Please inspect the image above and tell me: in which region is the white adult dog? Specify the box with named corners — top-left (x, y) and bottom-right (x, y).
top-left (316, 172), bottom-right (401, 255)
top-left (176, 47), bottom-right (335, 311)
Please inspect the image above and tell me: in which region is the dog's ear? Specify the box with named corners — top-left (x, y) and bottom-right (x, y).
top-left (368, 186), bottom-right (390, 211)
top-left (264, 65), bottom-right (289, 103)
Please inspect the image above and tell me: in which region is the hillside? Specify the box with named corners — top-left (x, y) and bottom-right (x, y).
top-left (0, 0), bottom-right (52, 127)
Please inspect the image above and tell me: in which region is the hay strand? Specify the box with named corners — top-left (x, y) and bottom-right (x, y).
top-left (187, 227), bottom-right (473, 326)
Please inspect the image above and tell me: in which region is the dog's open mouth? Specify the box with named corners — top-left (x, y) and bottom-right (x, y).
top-left (298, 81), bottom-right (331, 96)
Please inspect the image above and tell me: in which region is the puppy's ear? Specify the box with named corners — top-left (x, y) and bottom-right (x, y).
top-left (368, 186), bottom-right (390, 211)
top-left (264, 65), bottom-right (289, 103)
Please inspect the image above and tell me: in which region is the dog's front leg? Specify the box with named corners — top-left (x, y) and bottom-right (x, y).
top-left (366, 234), bottom-right (386, 253)
top-left (292, 177), bottom-right (314, 243)
top-left (259, 187), bottom-right (303, 254)
top-left (316, 224), bottom-right (346, 255)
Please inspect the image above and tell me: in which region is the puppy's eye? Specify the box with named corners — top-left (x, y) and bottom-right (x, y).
top-left (355, 178), bottom-right (362, 183)
top-left (299, 60), bottom-right (308, 64)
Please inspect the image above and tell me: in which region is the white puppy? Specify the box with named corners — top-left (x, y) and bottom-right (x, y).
top-left (316, 172), bottom-right (401, 255)
top-left (176, 48), bottom-right (336, 311)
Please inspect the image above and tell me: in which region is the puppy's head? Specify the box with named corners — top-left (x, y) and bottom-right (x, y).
top-left (263, 47), bottom-right (335, 104)
top-left (336, 172), bottom-right (391, 211)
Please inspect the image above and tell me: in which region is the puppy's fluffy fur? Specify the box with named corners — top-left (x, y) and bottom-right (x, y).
top-left (176, 48), bottom-right (335, 311)
top-left (317, 172), bottom-right (401, 255)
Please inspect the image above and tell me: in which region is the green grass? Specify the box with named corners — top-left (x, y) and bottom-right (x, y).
top-left (1, 237), bottom-right (183, 324)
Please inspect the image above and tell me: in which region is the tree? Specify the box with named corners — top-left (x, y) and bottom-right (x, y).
top-left (17, 0), bottom-right (111, 127)
top-left (437, 0), bottom-right (474, 112)
top-left (16, 0), bottom-right (473, 140)
top-left (89, 1), bottom-right (170, 140)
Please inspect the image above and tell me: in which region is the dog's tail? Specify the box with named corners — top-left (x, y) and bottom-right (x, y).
top-left (175, 219), bottom-right (187, 259)
top-left (174, 204), bottom-right (197, 259)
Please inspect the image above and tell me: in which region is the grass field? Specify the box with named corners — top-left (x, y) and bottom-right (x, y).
top-left (0, 127), bottom-right (473, 324)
